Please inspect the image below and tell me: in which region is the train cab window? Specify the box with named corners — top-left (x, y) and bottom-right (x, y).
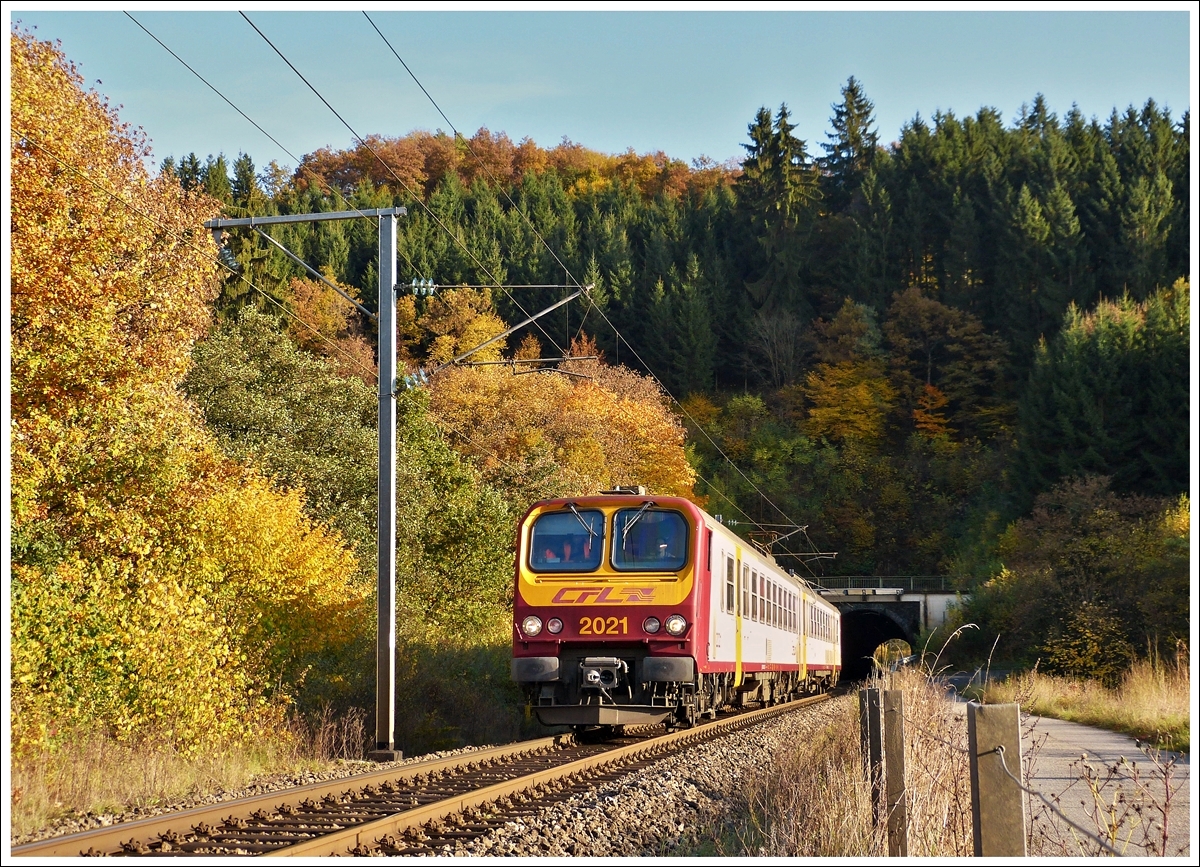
top-left (725, 557), bottom-right (735, 613)
top-left (529, 509), bottom-right (605, 572)
top-left (611, 508), bottom-right (688, 571)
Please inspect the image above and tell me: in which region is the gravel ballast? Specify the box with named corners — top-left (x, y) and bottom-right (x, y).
top-left (431, 698), bottom-right (847, 857)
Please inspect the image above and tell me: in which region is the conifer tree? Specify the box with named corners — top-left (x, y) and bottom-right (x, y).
top-left (202, 153), bottom-right (233, 203)
top-left (231, 152), bottom-right (262, 206)
top-left (822, 76), bottom-right (880, 213)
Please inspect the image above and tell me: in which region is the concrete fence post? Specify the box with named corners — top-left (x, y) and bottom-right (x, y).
top-left (883, 689), bottom-right (908, 856)
top-left (967, 702), bottom-right (1027, 856)
top-left (859, 688), bottom-right (883, 825)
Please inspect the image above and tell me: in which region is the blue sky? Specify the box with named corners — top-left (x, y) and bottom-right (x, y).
top-left (9, 7), bottom-right (1193, 172)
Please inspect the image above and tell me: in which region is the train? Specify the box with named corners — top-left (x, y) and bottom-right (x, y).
top-left (511, 487), bottom-right (841, 731)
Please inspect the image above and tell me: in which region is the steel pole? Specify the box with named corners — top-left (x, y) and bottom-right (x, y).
top-left (369, 214), bottom-right (401, 762)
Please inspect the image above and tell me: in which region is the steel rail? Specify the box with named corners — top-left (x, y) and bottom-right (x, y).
top-left (278, 694), bottom-right (830, 856)
top-left (10, 736), bottom-right (565, 857)
top-left (12, 694), bottom-right (829, 857)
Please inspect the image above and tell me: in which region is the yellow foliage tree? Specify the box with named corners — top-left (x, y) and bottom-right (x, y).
top-left (802, 361), bottom-right (896, 445)
top-left (10, 31), bottom-right (365, 754)
top-left (417, 287), bottom-right (508, 364)
top-left (428, 344), bottom-right (695, 505)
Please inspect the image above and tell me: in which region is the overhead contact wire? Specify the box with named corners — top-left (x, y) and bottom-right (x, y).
top-left (17, 131), bottom-right (377, 383)
top-left (365, 13), bottom-right (797, 535)
top-left (124, 12), bottom-right (425, 284)
top-left (240, 12), bottom-right (567, 358)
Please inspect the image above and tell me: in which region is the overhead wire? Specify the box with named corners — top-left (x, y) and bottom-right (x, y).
top-left (124, 12), bottom-right (427, 290)
top-left (121, 15), bottom-right (618, 479)
top-left (364, 12), bottom-right (802, 536)
top-left (16, 130), bottom-right (378, 384)
top-left (239, 11), bottom-right (568, 359)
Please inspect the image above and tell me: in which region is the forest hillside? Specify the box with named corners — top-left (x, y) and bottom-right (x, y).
top-left (10, 27), bottom-right (1190, 772)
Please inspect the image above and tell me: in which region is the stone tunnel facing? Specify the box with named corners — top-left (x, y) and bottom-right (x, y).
top-left (839, 607), bottom-right (917, 681)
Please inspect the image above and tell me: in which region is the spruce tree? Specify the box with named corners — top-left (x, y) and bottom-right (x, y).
top-left (202, 153), bottom-right (233, 203)
top-left (178, 152), bottom-right (202, 191)
top-left (232, 152), bottom-right (261, 206)
top-left (822, 76), bottom-right (880, 213)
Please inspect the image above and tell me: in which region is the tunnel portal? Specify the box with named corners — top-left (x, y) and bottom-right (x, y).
top-left (838, 602), bottom-right (921, 681)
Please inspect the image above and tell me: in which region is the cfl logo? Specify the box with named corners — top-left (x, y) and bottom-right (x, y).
top-left (550, 587), bottom-right (656, 604)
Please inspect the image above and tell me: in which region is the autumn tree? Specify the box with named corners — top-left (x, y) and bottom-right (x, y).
top-left (10, 30), bottom-right (364, 754)
top-left (957, 477), bottom-right (1188, 670)
top-left (883, 286), bottom-right (1011, 438)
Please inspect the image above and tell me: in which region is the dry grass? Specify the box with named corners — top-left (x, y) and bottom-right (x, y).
top-left (986, 654), bottom-right (1190, 752)
top-left (725, 668), bottom-right (974, 856)
top-left (9, 706), bottom-right (366, 840)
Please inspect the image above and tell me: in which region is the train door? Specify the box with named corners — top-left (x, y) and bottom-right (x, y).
top-left (734, 548), bottom-right (743, 687)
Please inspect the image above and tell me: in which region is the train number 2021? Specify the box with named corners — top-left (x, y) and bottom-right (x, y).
top-left (578, 616), bottom-right (628, 635)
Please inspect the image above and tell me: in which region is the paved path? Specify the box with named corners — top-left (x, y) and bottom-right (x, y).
top-left (1021, 714), bottom-right (1189, 856)
top-left (949, 700), bottom-right (1190, 856)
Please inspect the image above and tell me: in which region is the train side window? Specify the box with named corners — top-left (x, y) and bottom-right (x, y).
top-left (741, 565), bottom-right (749, 616)
top-left (750, 571), bottom-right (758, 621)
top-left (725, 556), bottom-right (735, 613)
top-left (707, 530), bottom-right (713, 576)
top-left (771, 583), bottom-right (777, 627)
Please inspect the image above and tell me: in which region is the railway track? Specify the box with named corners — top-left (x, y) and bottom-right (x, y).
top-left (13, 694), bottom-right (829, 857)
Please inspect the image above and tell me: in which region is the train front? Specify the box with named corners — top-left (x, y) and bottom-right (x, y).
top-left (511, 492), bottom-right (704, 729)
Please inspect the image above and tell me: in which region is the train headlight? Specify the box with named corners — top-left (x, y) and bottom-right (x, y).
top-left (665, 614), bottom-right (688, 636)
top-left (522, 615), bottom-right (543, 637)
top-left (642, 616), bottom-right (661, 634)
top-left (547, 618), bottom-right (563, 635)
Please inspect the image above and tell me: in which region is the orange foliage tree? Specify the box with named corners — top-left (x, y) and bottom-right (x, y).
top-left (10, 31), bottom-right (364, 754)
top-left (428, 336), bottom-right (696, 506)
top-left (287, 274), bottom-right (378, 384)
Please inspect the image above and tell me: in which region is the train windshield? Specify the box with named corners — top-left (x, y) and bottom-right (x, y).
top-left (611, 508), bottom-right (688, 572)
top-left (529, 509), bottom-right (605, 572)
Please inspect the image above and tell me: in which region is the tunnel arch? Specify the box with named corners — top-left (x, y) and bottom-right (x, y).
top-left (839, 606), bottom-right (917, 681)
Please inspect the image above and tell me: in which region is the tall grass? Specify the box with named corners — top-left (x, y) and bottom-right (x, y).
top-left (9, 706), bottom-right (366, 840)
top-left (726, 668), bottom-right (974, 856)
top-left (985, 653), bottom-right (1190, 752)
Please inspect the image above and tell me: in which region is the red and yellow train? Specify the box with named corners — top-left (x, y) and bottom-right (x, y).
top-left (511, 488), bottom-right (841, 729)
